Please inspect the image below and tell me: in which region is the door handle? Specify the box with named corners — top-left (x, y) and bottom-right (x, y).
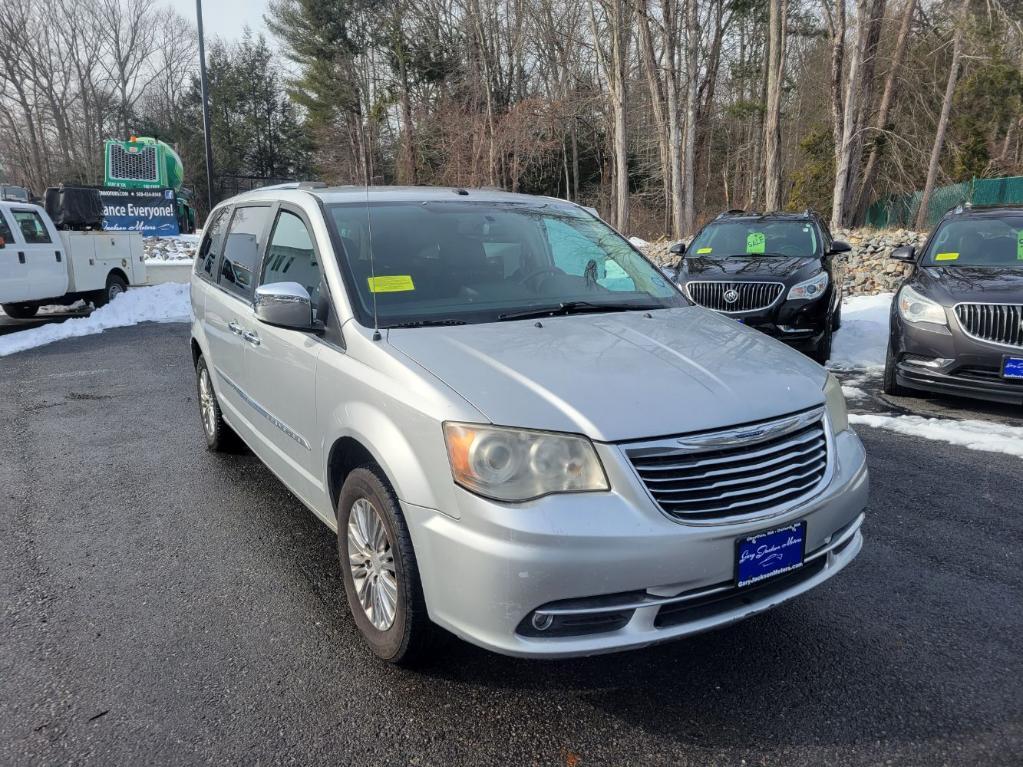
top-left (227, 321), bottom-right (243, 335)
top-left (18, 252), bottom-right (25, 264)
top-left (242, 330), bottom-right (261, 346)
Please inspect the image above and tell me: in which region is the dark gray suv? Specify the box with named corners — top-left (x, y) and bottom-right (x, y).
top-left (884, 204), bottom-right (1023, 405)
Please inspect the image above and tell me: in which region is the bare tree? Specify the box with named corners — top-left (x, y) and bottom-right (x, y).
top-left (763, 0), bottom-right (788, 211)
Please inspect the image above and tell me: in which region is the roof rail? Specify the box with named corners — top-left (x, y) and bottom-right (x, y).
top-left (716, 209), bottom-right (749, 219)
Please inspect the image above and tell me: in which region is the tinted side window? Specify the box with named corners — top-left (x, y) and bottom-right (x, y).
top-left (12, 211), bottom-right (51, 244)
top-left (261, 210), bottom-right (322, 311)
top-left (0, 211), bottom-right (13, 244)
top-left (196, 208), bottom-right (230, 280)
top-left (218, 206), bottom-right (271, 300)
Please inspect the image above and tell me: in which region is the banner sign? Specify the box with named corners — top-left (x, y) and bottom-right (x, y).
top-left (99, 187), bottom-right (180, 236)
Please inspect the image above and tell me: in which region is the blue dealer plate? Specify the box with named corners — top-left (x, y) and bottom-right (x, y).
top-left (1003, 357), bottom-right (1023, 380)
top-left (736, 521), bottom-right (807, 588)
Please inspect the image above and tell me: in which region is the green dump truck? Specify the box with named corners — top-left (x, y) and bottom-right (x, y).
top-left (103, 137), bottom-right (195, 234)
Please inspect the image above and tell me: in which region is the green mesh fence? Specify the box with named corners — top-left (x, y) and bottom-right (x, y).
top-left (866, 176), bottom-right (1023, 230)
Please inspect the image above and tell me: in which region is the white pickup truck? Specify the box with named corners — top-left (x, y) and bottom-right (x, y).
top-left (0, 201), bottom-right (146, 318)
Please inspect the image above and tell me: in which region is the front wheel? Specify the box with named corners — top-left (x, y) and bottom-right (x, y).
top-left (810, 323), bottom-right (833, 365)
top-left (2, 303), bottom-right (39, 319)
top-left (882, 341), bottom-right (909, 397)
top-left (337, 466), bottom-right (433, 665)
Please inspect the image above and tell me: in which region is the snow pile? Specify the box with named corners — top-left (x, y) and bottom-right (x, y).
top-left (144, 234), bottom-right (200, 263)
top-left (0, 284), bottom-right (191, 357)
top-left (628, 236), bottom-right (649, 248)
top-left (841, 385), bottom-right (868, 400)
top-left (850, 413), bottom-right (1023, 459)
top-left (829, 292), bottom-right (893, 370)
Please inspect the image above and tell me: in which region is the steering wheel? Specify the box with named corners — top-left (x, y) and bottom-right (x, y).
top-left (516, 266), bottom-right (562, 286)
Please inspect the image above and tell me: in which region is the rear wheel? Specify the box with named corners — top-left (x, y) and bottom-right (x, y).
top-left (195, 355), bottom-right (237, 451)
top-left (1, 303), bottom-right (39, 319)
top-left (92, 273), bottom-right (128, 308)
top-left (882, 341), bottom-right (909, 396)
top-left (337, 466), bottom-right (433, 665)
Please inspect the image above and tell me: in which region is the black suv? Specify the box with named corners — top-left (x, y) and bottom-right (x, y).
top-left (883, 204), bottom-right (1023, 405)
top-left (669, 210), bottom-right (850, 363)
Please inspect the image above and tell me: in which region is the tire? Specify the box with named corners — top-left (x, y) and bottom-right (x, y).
top-left (92, 273), bottom-right (129, 308)
top-left (2, 302), bottom-right (39, 319)
top-left (337, 465), bottom-right (432, 665)
top-left (882, 341), bottom-right (909, 397)
top-left (831, 301), bottom-right (842, 331)
top-left (195, 355), bottom-right (238, 451)
top-left (810, 323), bottom-right (833, 365)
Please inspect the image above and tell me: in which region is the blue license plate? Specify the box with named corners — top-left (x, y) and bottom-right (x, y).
top-left (736, 521), bottom-right (807, 588)
top-left (1003, 357), bottom-right (1023, 379)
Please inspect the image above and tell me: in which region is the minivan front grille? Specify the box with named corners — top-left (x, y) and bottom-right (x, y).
top-left (625, 409), bottom-right (829, 523)
top-left (686, 281), bottom-right (785, 312)
top-left (954, 303), bottom-right (1023, 348)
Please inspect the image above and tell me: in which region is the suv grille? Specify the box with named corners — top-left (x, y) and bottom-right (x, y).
top-left (109, 144), bottom-right (158, 182)
top-left (686, 281), bottom-right (784, 312)
top-left (954, 303), bottom-right (1023, 348)
top-left (625, 409), bottom-right (829, 522)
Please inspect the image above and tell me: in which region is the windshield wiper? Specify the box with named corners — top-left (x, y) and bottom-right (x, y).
top-left (498, 301), bottom-right (661, 322)
top-left (385, 318), bottom-right (468, 329)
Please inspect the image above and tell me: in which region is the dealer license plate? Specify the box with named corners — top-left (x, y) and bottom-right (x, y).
top-left (736, 521), bottom-right (807, 588)
top-left (1003, 357), bottom-right (1023, 379)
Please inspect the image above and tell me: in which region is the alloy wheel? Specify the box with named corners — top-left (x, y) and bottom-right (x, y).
top-left (198, 366), bottom-right (217, 438)
top-left (347, 497), bottom-right (398, 631)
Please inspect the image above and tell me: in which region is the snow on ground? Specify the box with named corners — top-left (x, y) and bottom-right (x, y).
top-left (841, 385), bottom-right (868, 400)
top-left (829, 292), bottom-right (892, 370)
top-left (0, 284), bottom-right (191, 357)
top-left (850, 413), bottom-right (1023, 459)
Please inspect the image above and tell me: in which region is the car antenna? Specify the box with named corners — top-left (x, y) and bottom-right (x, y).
top-left (366, 180), bottom-right (381, 341)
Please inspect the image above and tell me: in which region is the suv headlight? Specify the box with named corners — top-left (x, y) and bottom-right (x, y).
top-left (443, 423), bottom-right (609, 502)
top-left (824, 373), bottom-right (848, 435)
top-left (787, 271), bottom-right (829, 300)
top-left (897, 285), bottom-right (948, 326)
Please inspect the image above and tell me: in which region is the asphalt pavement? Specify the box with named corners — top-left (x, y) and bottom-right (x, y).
top-left (1, 322), bottom-right (1020, 766)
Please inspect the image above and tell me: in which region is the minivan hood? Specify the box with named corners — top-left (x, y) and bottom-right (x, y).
top-left (387, 308), bottom-right (826, 442)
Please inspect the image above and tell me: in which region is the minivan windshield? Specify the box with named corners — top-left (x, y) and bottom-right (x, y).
top-left (923, 215), bottom-right (1023, 267)
top-left (326, 201), bottom-right (685, 327)
top-left (687, 220), bottom-right (820, 258)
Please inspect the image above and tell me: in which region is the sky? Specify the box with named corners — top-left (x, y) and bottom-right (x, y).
top-left (166, 0), bottom-right (273, 44)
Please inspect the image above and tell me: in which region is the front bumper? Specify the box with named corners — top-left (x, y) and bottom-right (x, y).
top-left (892, 315), bottom-right (1023, 405)
top-left (404, 429), bottom-right (869, 658)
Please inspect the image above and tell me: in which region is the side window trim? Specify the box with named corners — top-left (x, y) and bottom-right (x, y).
top-left (256, 203), bottom-right (322, 287)
top-left (12, 209), bottom-right (53, 244)
top-left (195, 205), bottom-right (231, 284)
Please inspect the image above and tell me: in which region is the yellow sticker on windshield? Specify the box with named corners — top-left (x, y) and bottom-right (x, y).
top-left (367, 275), bottom-right (415, 293)
top-left (934, 252), bottom-right (959, 261)
top-left (696, 247), bottom-right (713, 254)
top-left (746, 232), bottom-right (766, 254)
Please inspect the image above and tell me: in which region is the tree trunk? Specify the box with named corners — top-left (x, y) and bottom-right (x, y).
top-left (916, 0), bottom-right (968, 230)
top-left (763, 0), bottom-right (787, 211)
top-left (682, 0), bottom-right (699, 233)
top-left (831, 0), bottom-right (869, 231)
top-left (853, 0), bottom-right (916, 223)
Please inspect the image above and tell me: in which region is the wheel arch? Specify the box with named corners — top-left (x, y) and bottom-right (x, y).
top-left (106, 267), bottom-right (130, 287)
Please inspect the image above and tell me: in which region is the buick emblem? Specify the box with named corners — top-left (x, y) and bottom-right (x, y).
top-left (723, 289), bottom-right (740, 304)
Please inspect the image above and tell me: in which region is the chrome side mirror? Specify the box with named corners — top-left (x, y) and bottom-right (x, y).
top-left (254, 282), bottom-right (314, 331)
top-left (891, 245), bottom-right (916, 262)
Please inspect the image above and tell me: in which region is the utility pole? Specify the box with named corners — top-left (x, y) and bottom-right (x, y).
top-left (196, 0), bottom-right (215, 217)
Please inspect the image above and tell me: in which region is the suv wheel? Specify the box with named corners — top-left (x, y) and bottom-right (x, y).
top-left (337, 466), bottom-right (432, 665)
top-left (811, 323), bottom-right (833, 365)
top-left (195, 356), bottom-right (238, 451)
top-left (882, 342), bottom-right (909, 396)
top-left (831, 301), bottom-right (842, 331)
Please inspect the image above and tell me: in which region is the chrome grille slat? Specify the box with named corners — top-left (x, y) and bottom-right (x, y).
top-left (626, 414), bottom-right (829, 522)
top-left (686, 281), bottom-right (785, 313)
top-left (954, 302), bottom-right (1023, 348)
top-left (631, 427), bottom-right (822, 472)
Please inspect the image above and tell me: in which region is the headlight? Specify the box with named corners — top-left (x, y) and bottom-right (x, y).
top-left (897, 285), bottom-right (948, 326)
top-left (824, 373), bottom-right (848, 435)
top-left (443, 423), bottom-right (609, 502)
top-left (787, 271), bottom-right (829, 300)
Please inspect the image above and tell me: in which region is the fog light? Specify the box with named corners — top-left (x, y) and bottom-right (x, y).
top-left (904, 356), bottom-right (953, 369)
top-left (531, 613), bottom-right (554, 631)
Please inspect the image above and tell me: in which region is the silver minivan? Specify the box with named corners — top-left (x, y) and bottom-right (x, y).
top-left (189, 186), bottom-right (868, 663)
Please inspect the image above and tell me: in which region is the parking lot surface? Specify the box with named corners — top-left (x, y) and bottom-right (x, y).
top-left (1, 323), bottom-right (1021, 766)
